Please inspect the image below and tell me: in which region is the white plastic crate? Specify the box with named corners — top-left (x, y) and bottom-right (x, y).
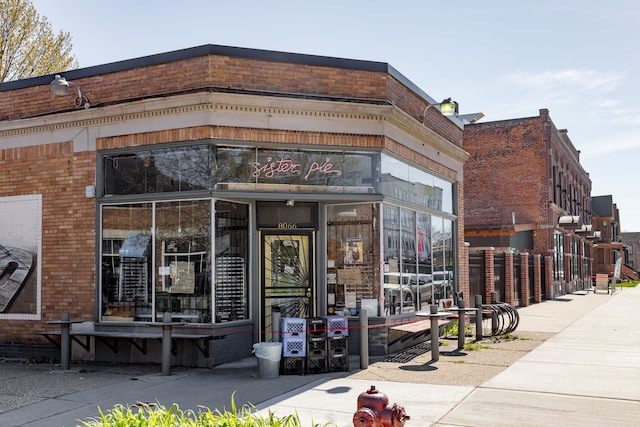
top-left (280, 317), bottom-right (306, 338)
top-left (282, 337), bottom-right (306, 357)
top-left (324, 315), bottom-right (349, 337)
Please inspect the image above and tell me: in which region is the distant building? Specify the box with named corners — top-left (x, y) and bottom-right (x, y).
top-left (592, 196), bottom-right (638, 280)
top-left (622, 232), bottom-right (640, 273)
top-left (463, 109), bottom-right (593, 302)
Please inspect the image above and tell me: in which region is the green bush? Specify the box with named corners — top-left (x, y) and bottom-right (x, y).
top-left (77, 397), bottom-right (337, 427)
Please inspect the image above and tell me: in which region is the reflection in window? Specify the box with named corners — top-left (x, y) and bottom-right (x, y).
top-left (214, 147), bottom-right (376, 192)
top-left (381, 153), bottom-right (453, 214)
top-left (214, 201), bottom-right (249, 322)
top-left (383, 204), bottom-right (454, 315)
top-left (326, 204), bottom-right (378, 315)
top-left (155, 200), bottom-right (212, 323)
top-left (103, 145), bottom-right (212, 195)
top-left (430, 218), bottom-right (454, 301)
top-left (101, 203), bottom-right (153, 321)
top-left (100, 199), bottom-right (249, 324)
top-left (553, 232), bottom-right (564, 281)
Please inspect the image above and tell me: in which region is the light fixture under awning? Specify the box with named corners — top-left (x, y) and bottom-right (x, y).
top-left (575, 224), bottom-right (593, 234)
top-left (586, 231), bottom-right (602, 240)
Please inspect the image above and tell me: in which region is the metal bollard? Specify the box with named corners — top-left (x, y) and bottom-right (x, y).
top-left (475, 295), bottom-right (483, 340)
top-left (360, 308), bottom-right (369, 369)
top-left (60, 312), bottom-right (71, 370)
top-left (272, 310), bottom-right (281, 342)
top-left (457, 299), bottom-right (466, 351)
top-left (490, 291), bottom-right (498, 334)
top-left (430, 305), bottom-right (440, 361)
top-left (161, 312), bottom-right (173, 376)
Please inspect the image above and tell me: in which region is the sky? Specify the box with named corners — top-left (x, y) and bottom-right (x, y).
top-left (31, 0), bottom-right (640, 231)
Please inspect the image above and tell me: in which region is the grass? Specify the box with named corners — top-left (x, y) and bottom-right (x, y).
top-left (76, 397), bottom-right (337, 427)
top-left (462, 342), bottom-right (491, 351)
top-left (497, 332), bottom-right (527, 341)
top-left (442, 320), bottom-right (473, 338)
top-left (617, 280), bottom-right (638, 288)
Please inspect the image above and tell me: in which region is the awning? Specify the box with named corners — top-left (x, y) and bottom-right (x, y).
top-left (558, 215), bottom-right (582, 229)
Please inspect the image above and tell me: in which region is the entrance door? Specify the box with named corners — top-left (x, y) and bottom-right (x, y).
top-left (260, 231), bottom-right (314, 341)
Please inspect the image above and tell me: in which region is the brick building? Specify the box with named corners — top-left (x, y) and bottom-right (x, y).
top-left (622, 232), bottom-right (640, 274)
top-left (592, 195), bottom-right (638, 280)
top-left (0, 45), bottom-right (468, 363)
top-left (462, 109), bottom-right (593, 303)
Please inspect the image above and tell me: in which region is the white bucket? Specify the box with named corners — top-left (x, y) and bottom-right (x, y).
top-left (253, 342), bottom-right (282, 378)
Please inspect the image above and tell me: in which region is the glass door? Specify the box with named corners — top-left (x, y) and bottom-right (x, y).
top-left (260, 231), bottom-right (314, 341)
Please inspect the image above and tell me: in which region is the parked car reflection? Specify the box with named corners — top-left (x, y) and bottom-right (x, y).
top-left (383, 273), bottom-right (437, 314)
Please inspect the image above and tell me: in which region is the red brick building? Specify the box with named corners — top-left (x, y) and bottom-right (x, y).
top-left (0, 45), bottom-right (468, 363)
top-left (463, 109), bottom-right (593, 303)
top-left (592, 195), bottom-right (638, 281)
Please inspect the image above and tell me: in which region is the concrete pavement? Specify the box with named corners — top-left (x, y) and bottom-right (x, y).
top-left (260, 286), bottom-right (640, 426)
top-left (1, 285), bottom-right (639, 426)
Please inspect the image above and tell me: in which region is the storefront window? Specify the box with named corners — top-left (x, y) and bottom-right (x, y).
top-left (155, 200), bottom-right (212, 323)
top-left (100, 199), bottom-right (248, 323)
top-left (432, 217), bottom-right (455, 301)
top-left (326, 203), bottom-right (379, 315)
top-left (383, 205), bottom-right (444, 314)
top-left (214, 201), bottom-right (249, 322)
top-left (101, 203), bottom-right (153, 321)
top-left (381, 153), bottom-right (453, 214)
top-left (103, 145), bottom-right (212, 195)
top-left (215, 146), bottom-right (377, 193)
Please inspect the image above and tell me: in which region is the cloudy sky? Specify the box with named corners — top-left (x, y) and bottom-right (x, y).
top-left (32, 0), bottom-right (640, 231)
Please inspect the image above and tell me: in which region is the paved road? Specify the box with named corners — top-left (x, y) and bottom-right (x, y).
top-left (1, 285), bottom-right (639, 426)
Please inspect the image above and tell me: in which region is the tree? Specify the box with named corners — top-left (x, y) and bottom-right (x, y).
top-left (0, 0), bottom-right (77, 82)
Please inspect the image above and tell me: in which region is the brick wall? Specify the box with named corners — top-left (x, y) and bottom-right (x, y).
top-left (0, 143), bottom-right (96, 342)
top-left (0, 51), bottom-right (462, 145)
top-left (463, 117), bottom-right (548, 228)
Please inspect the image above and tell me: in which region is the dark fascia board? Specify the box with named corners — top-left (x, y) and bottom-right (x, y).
top-left (0, 44), bottom-right (437, 104)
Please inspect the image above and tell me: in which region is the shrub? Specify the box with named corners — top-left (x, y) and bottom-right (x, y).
top-left (77, 397), bottom-right (337, 427)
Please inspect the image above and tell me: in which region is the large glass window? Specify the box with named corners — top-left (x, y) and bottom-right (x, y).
top-left (103, 145), bottom-right (213, 195)
top-left (215, 147), bottom-right (377, 192)
top-left (155, 200), bottom-right (212, 323)
top-left (101, 203), bottom-right (153, 321)
top-left (214, 201), bottom-right (249, 322)
top-left (381, 153), bottom-right (453, 214)
top-left (100, 199), bottom-right (249, 324)
top-left (326, 203), bottom-right (379, 315)
top-left (102, 144), bottom-right (377, 196)
top-left (382, 204), bottom-right (451, 315)
top-left (431, 218), bottom-right (454, 302)
top-left (553, 232), bottom-right (565, 281)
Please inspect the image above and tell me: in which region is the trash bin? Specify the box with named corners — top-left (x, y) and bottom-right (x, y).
top-left (253, 342), bottom-right (282, 378)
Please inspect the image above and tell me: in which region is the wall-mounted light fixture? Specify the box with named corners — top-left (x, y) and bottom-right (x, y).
top-left (50, 75), bottom-right (90, 109)
top-left (286, 200), bottom-right (295, 207)
top-left (422, 98), bottom-right (458, 123)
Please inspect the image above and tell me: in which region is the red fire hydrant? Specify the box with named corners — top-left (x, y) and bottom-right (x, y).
top-left (353, 385), bottom-right (410, 427)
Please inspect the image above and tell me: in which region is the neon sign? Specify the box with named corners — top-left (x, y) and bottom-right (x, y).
top-left (251, 156), bottom-right (342, 181)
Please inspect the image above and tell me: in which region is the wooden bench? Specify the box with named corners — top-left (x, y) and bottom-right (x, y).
top-left (38, 329), bottom-right (225, 358)
top-left (389, 318), bottom-right (450, 346)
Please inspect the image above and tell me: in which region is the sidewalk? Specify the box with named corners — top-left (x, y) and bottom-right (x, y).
top-left (259, 286), bottom-right (640, 426)
top-left (1, 286), bottom-right (639, 426)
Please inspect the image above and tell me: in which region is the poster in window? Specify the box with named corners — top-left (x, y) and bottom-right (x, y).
top-left (344, 237), bottom-right (363, 265)
top-left (169, 261), bottom-right (195, 294)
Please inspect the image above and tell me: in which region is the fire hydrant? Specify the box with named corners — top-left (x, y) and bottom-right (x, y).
top-left (353, 385), bottom-right (410, 427)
